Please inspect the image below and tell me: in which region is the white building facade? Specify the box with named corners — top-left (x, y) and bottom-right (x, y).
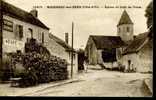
top-left (1, 1), bottom-right (78, 78)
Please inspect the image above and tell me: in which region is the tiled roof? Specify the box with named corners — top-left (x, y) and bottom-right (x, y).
top-left (90, 35), bottom-right (126, 49)
top-left (2, 1), bottom-right (49, 30)
top-left (117, 10), bottom-right (133, 26)
top-left (122, 32), bottom-right (150, 55)
top-left (49, 33), bottom-right (76, 52)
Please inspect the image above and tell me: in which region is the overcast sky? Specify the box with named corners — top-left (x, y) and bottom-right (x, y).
top-left (4, 0), bottom-right (151, 49)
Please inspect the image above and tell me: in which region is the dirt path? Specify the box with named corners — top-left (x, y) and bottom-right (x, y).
top-left (0, 68), bottom-right (152, 96)
top-left (22, 69), bottom-right (152, 96)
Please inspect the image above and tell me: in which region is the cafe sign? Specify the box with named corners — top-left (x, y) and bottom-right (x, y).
top-left (3, 38), bottom-right (25, 50)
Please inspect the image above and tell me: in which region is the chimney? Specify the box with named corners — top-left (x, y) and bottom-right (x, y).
top-left (30, 9), bottom-right (38, 18)
top-left (65, 33), bottom-right (68, 44)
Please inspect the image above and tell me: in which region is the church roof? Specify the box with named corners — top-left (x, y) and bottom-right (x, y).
top-left (117, 10), bottom-right (133, 26)
top-left (89, 35), bottom-right (126, 49)
top-left (2, 1), bottom-right (49, 30)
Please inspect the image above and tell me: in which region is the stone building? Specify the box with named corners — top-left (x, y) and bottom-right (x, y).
top-left (117, 31), bottom-right (153, 72)
top-left (1, 1), bottom-right (49, 55)
top-left (0, 1), bottom-right (78, 77)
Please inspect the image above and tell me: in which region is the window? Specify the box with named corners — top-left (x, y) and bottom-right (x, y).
top-left (3, 19), bottom-right (13, 32)
top-left (127, 27), bottom-right (130, 32)
top-left (19, 25), bottom-right (23, 39)
top-left (16, 24), bottom-right (23, 40)
top-left (42, 32), bottom-right (44, 43)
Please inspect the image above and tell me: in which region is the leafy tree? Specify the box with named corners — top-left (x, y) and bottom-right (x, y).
top-left (145, 1), bottom-right (153, 29)
top-left (145, 1), bottom-right (153, 39)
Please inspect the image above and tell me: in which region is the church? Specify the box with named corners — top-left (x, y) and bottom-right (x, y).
top-left (116, 10), bottom-right (153, 73)
top-left (85, 10), bottom-right (153, 72)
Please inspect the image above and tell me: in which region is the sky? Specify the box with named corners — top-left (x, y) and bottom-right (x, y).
top-left (4, 0), bottom-right (151, 49)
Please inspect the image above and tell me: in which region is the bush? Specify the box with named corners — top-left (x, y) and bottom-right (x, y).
top-left (9, 52), bottom-right (68, 87)
top-left (6, 38), bottom-right (68, 87)
top-left (18, 70), bottom-right (38, 87)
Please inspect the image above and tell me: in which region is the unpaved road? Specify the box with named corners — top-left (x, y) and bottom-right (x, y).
top-left (22, 69), bottom-right (152, 97)
top-left (0, 68), bottom-right (152, 97)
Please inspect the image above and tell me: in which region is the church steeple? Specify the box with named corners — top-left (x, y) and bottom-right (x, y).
top-left (117, 10), bottom-right (133, 26)
top-left (117, 10), bottom-right (134, 44)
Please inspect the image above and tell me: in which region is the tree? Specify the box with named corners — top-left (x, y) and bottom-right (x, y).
top-left (145, 1), bottom-right (153, 29)
top-left (145, 1), bottom-right (153, 39)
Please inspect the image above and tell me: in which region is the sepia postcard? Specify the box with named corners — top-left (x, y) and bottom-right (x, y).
top-left (0, 0), bottom-right (153, 97)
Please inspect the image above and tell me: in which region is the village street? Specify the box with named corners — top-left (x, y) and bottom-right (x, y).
top-left (0, 65), bottom-right (152, 97)
top-left (0, 0), bottom-right (153, 97)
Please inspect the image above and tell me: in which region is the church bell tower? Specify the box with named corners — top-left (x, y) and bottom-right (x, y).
top-left (117, 10), bottom-right (134, 44)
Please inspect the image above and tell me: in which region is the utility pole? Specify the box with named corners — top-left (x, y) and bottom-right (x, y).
top-left (71, 22), bottom-right (74, 78)
top-left (0, 0), bottom-right (3, 68)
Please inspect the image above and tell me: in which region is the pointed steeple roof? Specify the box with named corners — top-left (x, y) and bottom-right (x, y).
top-left (117, 10), bottom-right (133, 26)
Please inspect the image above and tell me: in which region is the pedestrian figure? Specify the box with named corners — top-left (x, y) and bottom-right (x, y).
top-left (84, 58), bottom-right (89, 73)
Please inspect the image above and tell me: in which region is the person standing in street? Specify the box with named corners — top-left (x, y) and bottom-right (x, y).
top-left (84, 57), bottom-right (89, 73)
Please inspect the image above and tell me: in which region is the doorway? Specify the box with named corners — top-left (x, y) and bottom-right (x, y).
top-left (128, 60), bottom-right (131, 71)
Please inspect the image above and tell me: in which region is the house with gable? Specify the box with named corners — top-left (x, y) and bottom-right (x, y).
top-left (0, 1), bottom-right (78, 78)
top-left (1, 0), bottom-right (49, 62)
top-left (117, 30), bottom-right (153, 72)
